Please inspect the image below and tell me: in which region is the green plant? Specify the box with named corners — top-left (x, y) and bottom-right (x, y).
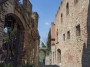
top-left (4, 63), bottom-right (13, 67)
top-left (0, 63), bottom-right (4, 67)
top-left (22, 64), bottom-right (34, 67)
top-left (46, 29), bottom-right (51, 54)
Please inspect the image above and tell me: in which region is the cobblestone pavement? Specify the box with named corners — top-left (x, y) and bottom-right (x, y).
top-left (41, 65), bottom-right (60, 67)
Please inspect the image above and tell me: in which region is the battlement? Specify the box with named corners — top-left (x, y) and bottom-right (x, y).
top-left (15, 0), bottom-right (32, 13)
top-left (32, 12), bottom-right (39, 19)
top-left (23, 0), bottom-right (32, 13)
top-left (55, 0), bottom-right (64, 17)
top-left (31, 12), bottom-right (39, 28)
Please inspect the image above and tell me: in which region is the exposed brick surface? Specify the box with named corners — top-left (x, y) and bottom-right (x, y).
top-left (0, 0), bottom-right (40, 67)
top-left (54, 0), bottom-right (90, 67)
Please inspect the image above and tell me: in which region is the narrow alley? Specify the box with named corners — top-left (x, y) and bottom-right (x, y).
top-left (0, 0), bottom-right (90, 67)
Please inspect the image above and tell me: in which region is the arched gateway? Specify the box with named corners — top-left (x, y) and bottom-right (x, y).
top-left (0, 0), bottom-right (40, 67)
top-left (3, 14), bottom-right (25, 67)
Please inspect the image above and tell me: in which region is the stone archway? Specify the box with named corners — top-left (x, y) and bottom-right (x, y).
top-left (2, 13), bottom-right (25, 67)
top-left (0, 0), bottom-right (40, 67)
top-left (57, 49), bottom-right (61, 64)
top-left (39, 48), bottom-right (47, 65)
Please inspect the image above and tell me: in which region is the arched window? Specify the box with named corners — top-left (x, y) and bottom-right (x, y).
top-left (66, 3), bottom-right (69, 15)
top-left (63, 34), bottom-right (65, 41)
top-left (56, 29), bottom-right (58, 43)
top-left (67, 31), bottom-right (70, 39)
top-left (57, 49), bottom-right (61, 63)
top-left (76, 24), bottom-right (81, 36)
top-left (61, 13), bottom-right (63, 23)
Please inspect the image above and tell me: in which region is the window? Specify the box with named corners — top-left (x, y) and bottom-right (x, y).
top-left (63, 34), bottom-right (65, 41)
top-left (61, 13), bottom-right (63, 23)
top-left (66, 3), bottom-right (69, 15)
top-left (76, 24), bottom-right (81, 36)
top-left (67, 31), bottom-right (70, 39)
top-left (57, 49), bottom-right (61, 63)
top-left (74, 0), bottom-right (78, 4)
top-left (56, 29), bottom-right (58, 43)
top-left (51, 38), bottom-right (55, 41)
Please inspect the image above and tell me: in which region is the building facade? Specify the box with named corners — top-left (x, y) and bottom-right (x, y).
top-left (55, 0), bottom-right (90, 67)
top-left (0, 0), bottom-right (40, 67)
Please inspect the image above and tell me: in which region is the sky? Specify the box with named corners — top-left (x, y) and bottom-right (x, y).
top-left (30, 0), bottom-right (61, 43)
top-left (20, 0), bottom-right (61, 43)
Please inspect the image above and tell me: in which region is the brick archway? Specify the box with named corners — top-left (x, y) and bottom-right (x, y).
top-left (0, 0), bottom-right (40, 67)
top-left (3, 13), bottom-right (25, 67)
top-left (5, 13), bottom-right (25, 30)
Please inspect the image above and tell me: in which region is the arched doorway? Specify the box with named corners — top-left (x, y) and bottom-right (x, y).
top-left (3, 14), bottom-right (25, 67)
top-left (57, 49), bottom-right (61, 63)
top-left (39, 49), bottom-right (46, 65)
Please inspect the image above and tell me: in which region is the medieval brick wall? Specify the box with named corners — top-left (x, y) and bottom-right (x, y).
top-left (0, 0), bottom-right (40, 67)
top-left (51, 23), bottom-right (56, 64)
top-left (55, 0), bottom-right (90, 67)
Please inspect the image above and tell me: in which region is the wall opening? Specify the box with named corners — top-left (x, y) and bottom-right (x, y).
top-left (67, 31), bottom-right (70, 39)
top-left (61, 13), bottom-right (63, 23)
top-left (76, 24), bottom-right (81, 36)
top-left (3, 14), bottom-right (25, 67)
top-left (57, 49), bottom-right (61, 63)
top-left (63, 34), bottom-right (65, 41)
top-left (66, 3), bottom-right (69, 15)
top-left (56, 29), bottom-right (58, 43)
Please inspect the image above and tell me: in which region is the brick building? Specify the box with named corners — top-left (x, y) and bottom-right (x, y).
top-left (51, 23), bottom-right (56, 65)
top-left (54, 0), bottom-right (90, 67)
top-left (45, 23), bottom-right (56, 65)
top-left (0, 0), bottom-right (40, 67)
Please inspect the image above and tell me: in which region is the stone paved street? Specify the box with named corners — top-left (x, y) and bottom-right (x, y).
top-left (0, 0), bottom-right (90, 67)
top-left (41, 65), bottom-right (60, 67)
